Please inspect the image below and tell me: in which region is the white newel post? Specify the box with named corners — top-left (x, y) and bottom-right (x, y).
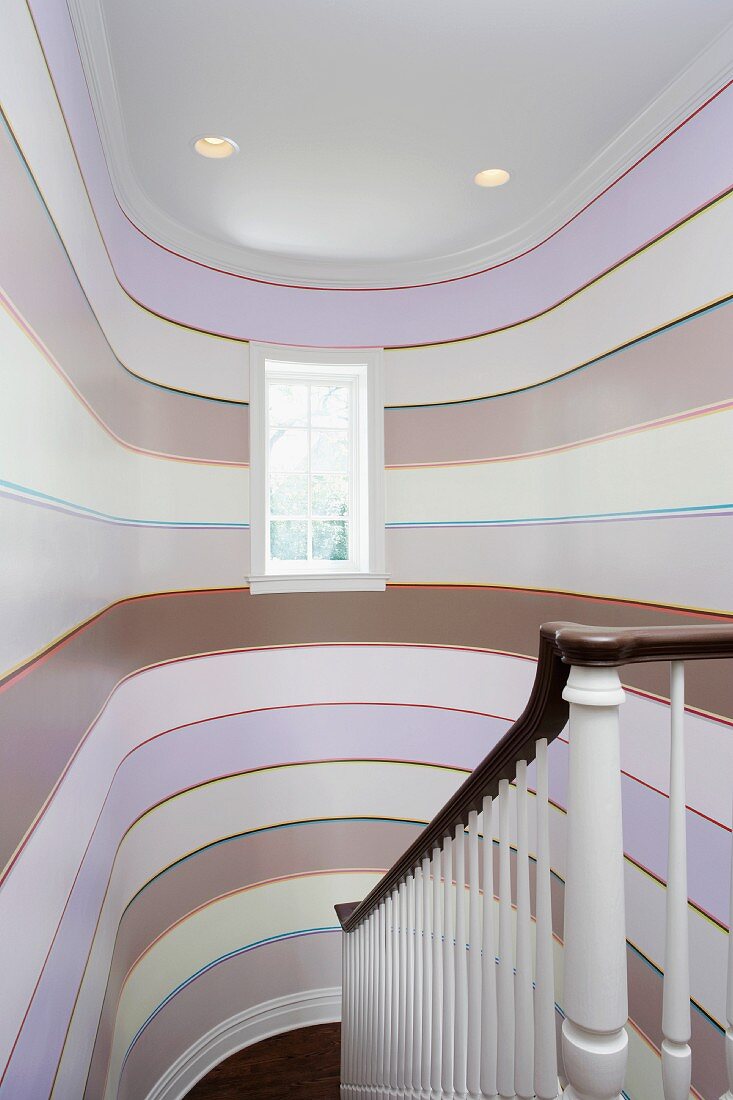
top-left (561, 664), bottom-right (628, 1100)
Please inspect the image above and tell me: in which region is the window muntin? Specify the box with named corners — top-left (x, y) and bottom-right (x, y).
top-left (248, 343), bottom-right (385, 595)
top-left (266, 374), bottom-right (357, 570)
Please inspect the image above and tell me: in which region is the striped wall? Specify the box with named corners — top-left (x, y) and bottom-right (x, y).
top-left (4, 0), bottom-right (733, 353)
top-left (2, 648), bottom-right (730, 1098)
top-left (1, 10), bottom-right (731, 1097)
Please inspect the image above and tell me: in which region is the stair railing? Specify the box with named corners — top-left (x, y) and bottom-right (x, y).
top-left (336, 621), bottom-right (733, 1100)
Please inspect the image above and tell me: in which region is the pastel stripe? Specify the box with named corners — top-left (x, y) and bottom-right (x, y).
top-left (9, 0), bottom-right (733, 348)
top-left (3, 660), bottom-right (729, 1095)
top-left (115, 932), bottom-right (341, 1099)
top-left (2, 9), bottom-right (732, 1099)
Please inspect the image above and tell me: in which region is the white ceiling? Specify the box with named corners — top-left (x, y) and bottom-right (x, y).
top-left (70, 0), bottom-right (733, 288)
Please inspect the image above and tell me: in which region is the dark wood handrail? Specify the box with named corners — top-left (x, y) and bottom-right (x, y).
top-left (552, 622), bottom-right (733, 666)
top-left (337, 620), bottom-right (733, 932)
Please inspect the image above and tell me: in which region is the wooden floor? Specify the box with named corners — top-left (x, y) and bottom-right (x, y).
top-left (186, 1022), bottom-right (341, 1099)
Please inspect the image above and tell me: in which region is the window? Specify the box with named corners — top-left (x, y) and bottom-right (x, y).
top-left (248, 344), bottom-right (386, 594)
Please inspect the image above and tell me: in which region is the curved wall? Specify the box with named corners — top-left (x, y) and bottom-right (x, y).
top-left (2, 649), bottom-right (729, 1098)
top-left (1, 0), bottom-right (732, 384)
top-left (0, 14), bottom-right (731, 1098)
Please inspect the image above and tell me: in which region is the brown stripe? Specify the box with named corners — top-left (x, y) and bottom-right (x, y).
top-left (0, 121), bottom-right (248, 463)
top-left (626, 946), bottom-right (725, 1099)
top-left (385, 300), bottom-right (733, 464)
top-left (1, 586), bottom-right (730, 873)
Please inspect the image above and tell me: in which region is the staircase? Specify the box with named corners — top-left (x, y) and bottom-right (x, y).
top-left (336, 621), bottom-right (733, 1100)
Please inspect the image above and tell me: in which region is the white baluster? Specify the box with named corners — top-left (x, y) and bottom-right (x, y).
top-left (399, 881), bottom-right (409, 1094)
top-left (352, 928), bottom-right (356, 1091)
top-left (406, 875), bottom-right (416, 1099)
top-left (431, 847), bottom-right (444, 1100)
top-left (497, 779), bottom-right (515, 1098)
top-left (366, 918), bottom-right (374, 1097)
top-left (467, 811), bottom-right (482, 1100)
top-left (414, 867), bottom-right (425, 1099)
top-left (344, 929), bottom-right (353, 1097)
top-left (367, 910), bottom-right (374, 1100)
top-left (662, 662), bottom-right (692, 1100)
top-left (454, 824), bottom-right (469, 1098)
top-left (422, 854), bottom-right (433, 1100)
top-left (562, 665), bottom-right (628, 1100)
top-left (362, 918), bottom-right (370, 1098)
top-left (341, 930), bottom-right (348, 1099)
top-left (373, 915), bottom-right (379, 1099)
top-left (385, 894), bottom-right (395, 1099)
top-left (350, 924), bottom-right (357, 1095)
top-left (442, 836), bottom-right (456, 1098)
top-left (363, 915), bottom-right (367, 1095)
top-left (353, 925), bottom-right (360, 1094)
top-left (378, 903), bottom-right (387, 1099)
top-left (360, 921), bottom-right (368, 1096)
top-left (515, 761), bottom-right (534, 1100)
top-left (390, 889), bottom-right (400, 1099)
top-left (722, 797), bottom-right (733, 1100)
top-left (481, 796), bottom-right (499, 1099)
top-left (534, 739), bottom-right (559, 1100)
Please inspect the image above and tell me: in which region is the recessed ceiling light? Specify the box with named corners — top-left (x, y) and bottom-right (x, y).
top-left (474, 168), bottom-right (510, 188)
top-left (193, 136), bottom-right (238, 159)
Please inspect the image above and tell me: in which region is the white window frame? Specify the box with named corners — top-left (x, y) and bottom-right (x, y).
top-left (248, 343), bottom-right (387, 595)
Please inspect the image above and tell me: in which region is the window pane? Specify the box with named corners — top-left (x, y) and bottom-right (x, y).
top-left (311, 385), bottom-right (350, 428)
top-left (270, 520), bottom-right (307, 560)
top-left (270, 428), bottom-right (308, 471)
top-left (269, 382), bottom-right (308, 427)
top-left (312, 520), bottom-right (349, 561)
top-left (270, 473), bottom-right (308, 517)
top-left (312, 474), bottom-right (348, 517)
top-left (311, 429), bottom-right (348, 472)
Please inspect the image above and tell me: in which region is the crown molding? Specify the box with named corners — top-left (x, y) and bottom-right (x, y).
top-left (66, 1), bottom-right (733, 289)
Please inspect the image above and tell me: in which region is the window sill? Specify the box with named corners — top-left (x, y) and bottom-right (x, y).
top-left (248, 572), bottom-right (389, 596)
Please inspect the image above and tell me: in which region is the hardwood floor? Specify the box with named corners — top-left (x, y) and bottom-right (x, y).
top-left (186, 1022), bottom-right (341, 1099)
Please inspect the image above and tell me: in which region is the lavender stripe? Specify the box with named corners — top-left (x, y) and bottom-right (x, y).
top-left (23, 0), bottom-right (733, 345)
top-left (6, 705), bottom-right (508, 1097)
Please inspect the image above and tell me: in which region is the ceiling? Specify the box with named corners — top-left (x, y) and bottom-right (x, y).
top-left (69, 0), bottom-right (733, 288)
